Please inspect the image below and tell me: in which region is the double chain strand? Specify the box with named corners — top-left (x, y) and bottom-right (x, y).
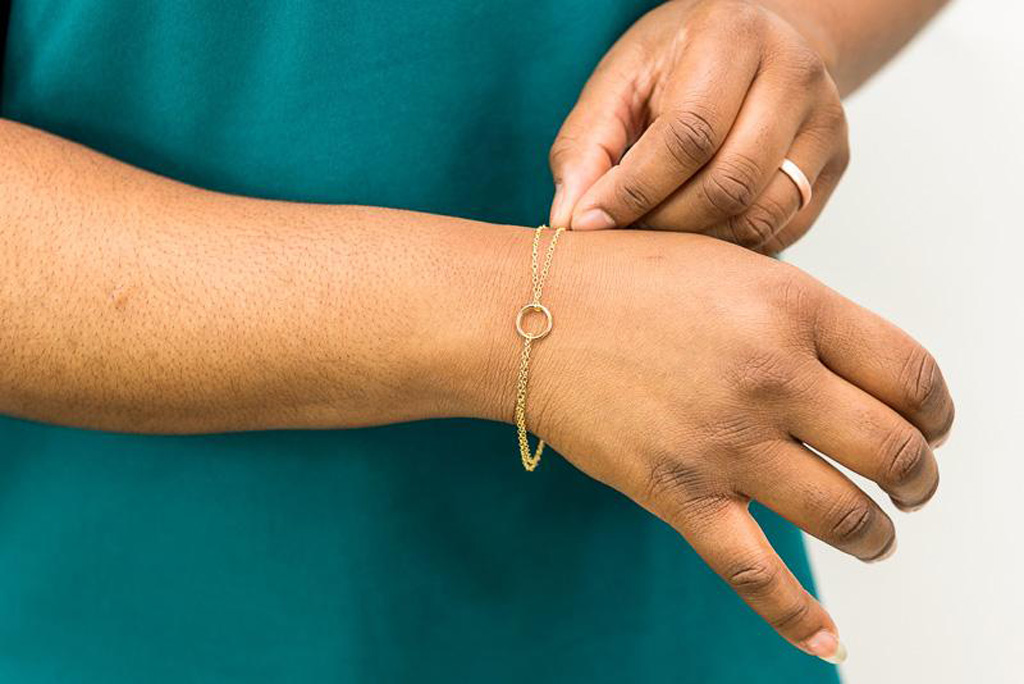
top-left (514, 225), bottom-right (565, 472)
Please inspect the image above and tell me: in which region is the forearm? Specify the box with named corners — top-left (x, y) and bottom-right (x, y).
top-left (0, 119), bottom-right (523, 433)
top-left (757, 0), bottom-right (950, 95)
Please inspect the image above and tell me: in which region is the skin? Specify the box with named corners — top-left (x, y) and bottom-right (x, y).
top-left (550, 0), bottom-right (949, 252)
top-left (0, 119), bottom-right (953, 664)
top-left (0, 0), bottom-right (951, 667)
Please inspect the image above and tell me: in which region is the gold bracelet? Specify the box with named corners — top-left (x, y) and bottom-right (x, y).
top-left (514, 225), bottom-right (566, 472)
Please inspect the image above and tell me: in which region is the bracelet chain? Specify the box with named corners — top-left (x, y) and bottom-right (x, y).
top-left (514, 225), bottom-right (565, 472)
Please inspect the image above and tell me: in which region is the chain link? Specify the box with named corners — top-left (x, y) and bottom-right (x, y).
top-left (515, 225), bottom-right (565, 472)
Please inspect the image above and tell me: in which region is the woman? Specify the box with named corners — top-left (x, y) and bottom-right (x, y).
top-left (0, 0), bottom-right (950, 681)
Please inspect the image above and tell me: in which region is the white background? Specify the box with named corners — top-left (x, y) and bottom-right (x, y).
top-left (788, 1), bottom-right (1023, 681)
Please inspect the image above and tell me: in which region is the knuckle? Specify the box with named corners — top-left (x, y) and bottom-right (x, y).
top-left (882, 427), bottom-right (928, 489)
top-left (663, 108), bottom-right (718, 168)
top-left (719, 1), bottom-right (768, 35)
top-left (726, 212), bottom-right (773, 248)
top-left (900, 347), bottom-right (944, 414)
top-left (643, 456), bottom-right (706, 505)
top-left (785, 46), bottom-right (829, 87)
top-left (804, 102), bottom-right (848, 150)
top-left (726, 557), bottom-right (780, 597)
top-left (818, 100), bottom-right (848, 134)
top-left (640, 455), bottom-right (729, 526)
top-left (614, 176), bottom-right (657, 215)
top-left (731, 349), bottom-right (815, 400)
top-left (727, 196), bottom-right (790, 247)
top-left (702, 154), bottom-right (763, 217)
top-left (826, 495), bottom-right (876, 545)
top-left (766, 268), bottom-right (822, 323)
top-left (898, 347), bottom-right (957, 442)
top-left (732, 351), bottom-right (789, 396)
top-left (769, 598), bottom-right (812, 631)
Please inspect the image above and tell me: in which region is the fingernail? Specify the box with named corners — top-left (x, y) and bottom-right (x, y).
top-left (867, 536), bottom-right (898, 563)
top-left (893, 479), bottom-right (938, 512)
top-left (894, 499), bottom-right (927, 513)
top-left (550, 183), bottom-right (567, 228)
top-left (572, 208), bottom-right (616, 231)
top-left (804, 631), bottom-right (847, 665)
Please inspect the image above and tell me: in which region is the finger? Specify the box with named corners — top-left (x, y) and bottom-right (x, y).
top-left (742, 440), bottom-right (897, 562)
top-left (569, 36), bottom-right (761, 231)
top-left (757, 147), bottom-right (846, 254)
top-left (815, 295), bottom-right (955, 445)
top-left (637, 75), bottom-right (812, 234)
top-left (548, 49), bottom-right (640, 228)
top-left (696, 114), bottom-right (845, 251)
top-left (759, 116), bottom-right (850, 253)
top-left (791, 371), bottom-right (940, 511)
top-left (651, 494), bottom-right (845, 662)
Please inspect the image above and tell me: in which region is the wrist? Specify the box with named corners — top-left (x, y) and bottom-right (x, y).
top-left (443, 224), bottom-right (586, 428)
top-left (429, 223), bottom-right (532, 424)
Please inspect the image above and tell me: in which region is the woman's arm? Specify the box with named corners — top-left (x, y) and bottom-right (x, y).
top-left (0, 118), bottom-right (525, 433)
top-left (0, 117), bottom-right (955, 660)
top-left (759, 0), bottom-right (950, 95)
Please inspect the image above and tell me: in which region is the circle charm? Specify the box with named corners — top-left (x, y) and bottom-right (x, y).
top-left (515, 303), bottom-right (553, 340)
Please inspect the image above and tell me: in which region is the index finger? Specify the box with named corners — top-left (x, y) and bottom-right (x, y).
top-left (570, 36), bottom-right (760, 231)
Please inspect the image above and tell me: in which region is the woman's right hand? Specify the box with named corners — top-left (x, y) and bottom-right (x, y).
top-left (488, 229), bottom-right (954, 661)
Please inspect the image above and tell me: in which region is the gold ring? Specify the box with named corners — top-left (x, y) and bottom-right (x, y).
top-left (515, 303), bottom-right (553, 341)
top-left (780, 158), bottom-right (813, 210)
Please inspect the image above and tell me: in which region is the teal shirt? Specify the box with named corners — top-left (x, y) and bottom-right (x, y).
top-left (1, 2), bottom-right (839, 682)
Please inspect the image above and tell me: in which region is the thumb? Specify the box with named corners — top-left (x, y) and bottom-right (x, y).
top-left (548, 63), bottom-right (638, 229)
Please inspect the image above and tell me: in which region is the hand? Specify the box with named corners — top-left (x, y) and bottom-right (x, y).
top-left (549, 0), bottom-right (849, 253)
top-left (502, 230), bottom-right (953, 659)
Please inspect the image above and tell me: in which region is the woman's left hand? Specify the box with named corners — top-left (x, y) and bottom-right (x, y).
top-left (549, 0), bottom-right (850, 253)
